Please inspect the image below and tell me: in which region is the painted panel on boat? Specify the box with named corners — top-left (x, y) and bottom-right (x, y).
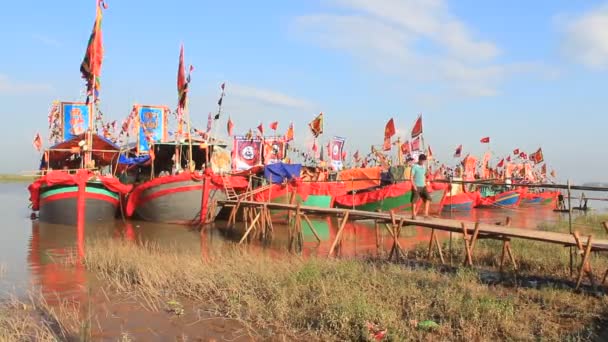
top-left (60, 102), bottom-right (92, 141)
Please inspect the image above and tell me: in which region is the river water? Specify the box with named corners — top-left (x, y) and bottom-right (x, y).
top-left (0, 182), bottom-right (604, 339)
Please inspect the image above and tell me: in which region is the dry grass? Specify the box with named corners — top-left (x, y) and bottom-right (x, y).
top-left (0, 292), bottom-right (96, 342)
top-left (79, 239), bottom-right (608, 341)
top-left (0, 297), bottom-right (58, 342)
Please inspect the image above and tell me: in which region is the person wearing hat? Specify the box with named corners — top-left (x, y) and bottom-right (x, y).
top-left (411, 153), bottom-right (430, 219)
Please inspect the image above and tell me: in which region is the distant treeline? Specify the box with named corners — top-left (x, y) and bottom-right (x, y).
top-left (0, 174), bottom-right (37, 183)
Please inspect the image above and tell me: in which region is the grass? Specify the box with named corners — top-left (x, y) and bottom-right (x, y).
top-left (2, 214), bottom-right (608, 340)
top-left (0, 174), bottom-right (37, 183)
top-left (76, 238), bottom-right (607, 341)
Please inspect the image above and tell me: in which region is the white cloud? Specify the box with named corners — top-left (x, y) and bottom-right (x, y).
top-left (0, 74), bottom-right (52, 94)
top-left (293, 0), bottom-right (549, 97)
top-left (32, 34), bottom-right (61, 48)
top-left (228, 84), bottom-right (313, 109)
top-left (560, 4), bottom-right (608, 69)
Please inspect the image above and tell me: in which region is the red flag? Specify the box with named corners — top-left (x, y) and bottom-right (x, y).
top-left (480, 137), bottom-right (490, 143)
top-left (497, 158), bottom-right (505, 168)
top-left (285, 122), bottom-right (294, 142)
top-left (33, 133), bottom-right (42, 152)
top-left (269, 121), bottom-right (278, 131)
top-left (177, 45), bottom-right (188, 113)
top-left (342, 151), bottom-right (347, 161)
top-left (309, 113), bottom-right (323, 137)
top-left (80, 0), bottom-right (106, 99)
top-left (383, 137), bottom-right (391, 151)
top-left (411, 115), bottom-right (423, 138)
top-left (384, 118), bottom-right (395, 139)
top-left (353, 150), bottom-right (360, 161)
top-left (256, 123), bottom-right (264, 135)
top-left (149, 143), bottom-right (155, 161)
top-left (513, 148), bottom-right (520, 155)
top-left (453, 144), bottom-right (462, 158)
top-left (312, 141), bottom-right (318, 153)
top-left (411, 137), bottom-right (421, 151)
top-left (427, 145), bottom-right (433, 159)
top-left (530, 148), bottom-right (544, 164)
top-left (227, 117), bottom-right (234, 136)
top-left (519, 152), bottom-right (527, 159)
top-left (401, 141), bottom-right (411, 154)
top-left (506, 155), bottom-right (511, 162)
top-left (206, 112), bottom-right (212, 133)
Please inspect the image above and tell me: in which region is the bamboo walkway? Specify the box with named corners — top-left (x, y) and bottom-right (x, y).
top-left (217, 199), bottom-right (608, 289)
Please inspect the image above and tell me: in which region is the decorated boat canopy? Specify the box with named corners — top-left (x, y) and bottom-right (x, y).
top-left (44, 133), bottom-right (120, 169)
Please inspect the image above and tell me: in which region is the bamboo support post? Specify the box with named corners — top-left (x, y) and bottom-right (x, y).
top-left (498, 217), bottom-right (517, 272)
top-left (239, 210), bottom-right (262, 244)
top-left (426, 229), bottom-right (445, 264)
top-left (388, 218), bottom-right (405, 262)
top-left (461, 222), bottom-right (474, 266)
top-left (573, 232), bottom-right (595, 289)
top-left (328, 211), bottom-right (350, 257)
top-left (301, 213), bottom-right (322, 243)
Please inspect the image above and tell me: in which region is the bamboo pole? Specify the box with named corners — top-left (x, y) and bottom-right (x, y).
top-left (568, 180), bottom-right (573, 276)
top-left (301, 213), bottom-right (322, 243)
top-left (239, 210), bottom-right (261, 244)
top-left (328, 211), bottom-right (350, 257)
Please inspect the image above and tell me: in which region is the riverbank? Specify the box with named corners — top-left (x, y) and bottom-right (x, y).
top-left (0, 174), bottom-right (36, 183)
top-left (2, 215), bottom-right (608, 340)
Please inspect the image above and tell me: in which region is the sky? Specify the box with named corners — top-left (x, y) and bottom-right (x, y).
top-left (1, 0), bottom-right (607, 183)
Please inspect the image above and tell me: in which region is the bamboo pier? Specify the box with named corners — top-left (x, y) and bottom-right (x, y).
top-left (218, 199), bottom-right (608, 289)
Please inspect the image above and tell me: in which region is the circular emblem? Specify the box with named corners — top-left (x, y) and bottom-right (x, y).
top-left (241, 146), bottom-right (255, 160)
top-left (272, 143), bottom-right (280, 155)
top-left (332, 144), bottom-right (339, 157)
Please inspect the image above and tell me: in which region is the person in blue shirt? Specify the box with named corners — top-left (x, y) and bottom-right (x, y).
top-left (411, 154), bottom-right (430, 219)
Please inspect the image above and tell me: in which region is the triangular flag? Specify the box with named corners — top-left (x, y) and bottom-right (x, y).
top-left (453, 144), bottom-right (462, 158)
top-left (480, 137), bottom-right (490, 143)
top-left (227, 117), bottom-right (234, 136)
top-left (33, 133), bottom-right (42, 152)
top-left (384, 118), bottom-right (395, 139)
top-left (257, 123), bottom-right (264, 135)
top-left (270, 121), bottom-right (278, 131)
top-left (285, 122), bottom-right (294, 142)
top-left (411, 115), bottom-right (423, 138)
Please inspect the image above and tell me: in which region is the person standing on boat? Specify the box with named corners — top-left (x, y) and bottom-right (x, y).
top-left (411, 154), bottom-right (430, 219)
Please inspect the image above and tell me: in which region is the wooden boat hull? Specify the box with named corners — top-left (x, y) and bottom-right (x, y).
top-left (38, 183), bottom-right (119, 225)
top-left (442, 192), bottom-right (480, 212)
top-left (127, 177), bottom-right (225, 225)
top-left (521, 191), bottom-right (558, 206)
top-left (334, 182), bottom-right (445, 213)
top-left (476, 189), bottom-right (522, 209)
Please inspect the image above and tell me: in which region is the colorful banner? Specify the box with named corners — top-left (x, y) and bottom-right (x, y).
top-left (210, 146), bottom-right (232, 174)
top-left (232, 136), bottom-right (262, 171)
top-left (136, 105), bottom-right (168, 154)
top-left (60, 102), bottom-right (92, 141)
top-left (263, 137), bottom-right (286, 165)
top-left (330, 136), bottom-right (346, 170)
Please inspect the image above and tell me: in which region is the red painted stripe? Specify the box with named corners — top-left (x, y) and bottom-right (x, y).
top-left (41, 192), bottom-right (119, 207)
top-left (138, 184), bottom-right (202, 207)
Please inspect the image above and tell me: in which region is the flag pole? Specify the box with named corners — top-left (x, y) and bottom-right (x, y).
top-left (185, 97), bottom-right (194, 172)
